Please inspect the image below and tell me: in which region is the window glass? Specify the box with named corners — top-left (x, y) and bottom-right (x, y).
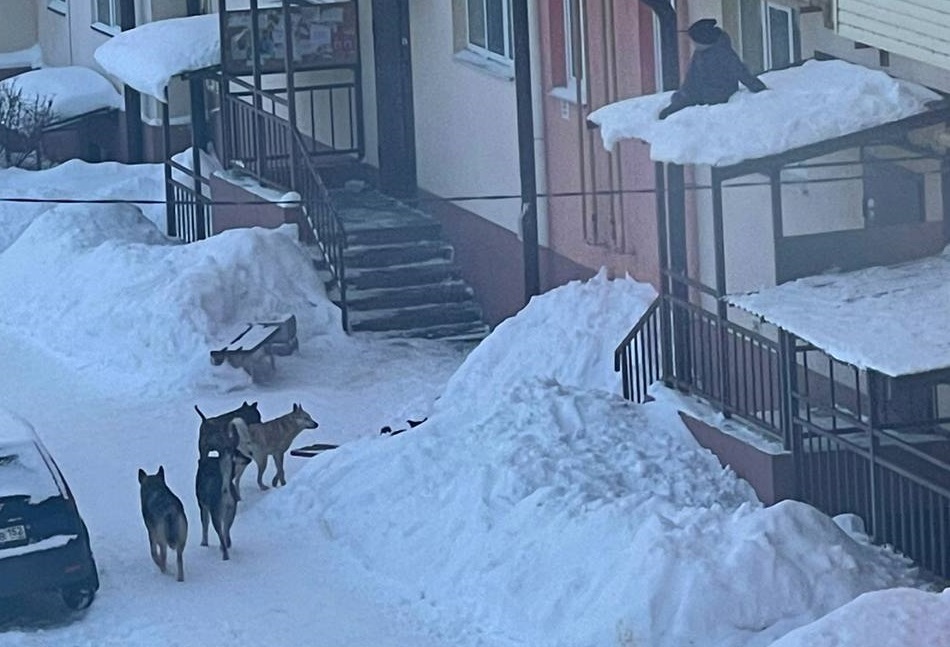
top-left (467, 0), bottom-right (511, 60)
top-left (767, 5), bottom-right (793, 69)
top-left (93, 0), bottom-right (121, 28)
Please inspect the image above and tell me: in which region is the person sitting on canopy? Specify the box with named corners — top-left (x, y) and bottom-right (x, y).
top-left (658, 18), bottom-right (767, 120)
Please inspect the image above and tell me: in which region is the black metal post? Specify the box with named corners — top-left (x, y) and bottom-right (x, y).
top-left (249, 0), bottom-right (266, 177)
top-left (119, 0), bottom-right (142, 162)
top-left (162, 101), bottom-right (176, 238)
top-left (281, 0), bottom-right (298, 191)
top-left (512, 0), bottom-right (540, 301)
top-left (711, 167), bottom-right (729, 412)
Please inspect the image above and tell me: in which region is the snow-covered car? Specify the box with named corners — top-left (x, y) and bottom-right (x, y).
top-left (0, 408), bottom-right (99, 610)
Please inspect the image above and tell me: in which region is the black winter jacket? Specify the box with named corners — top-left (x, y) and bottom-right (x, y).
top-left (659, 33), bottom-right (767, 119)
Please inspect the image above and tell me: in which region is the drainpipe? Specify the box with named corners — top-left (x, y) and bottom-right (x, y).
top-left (512, 0), bottom-right (541, 302)
top-left (528, 0), bottom-right (549, 276)
top-left (119, 0), bottom-right (142, 162)
top-left (638, 0), bottom-right (690, 383)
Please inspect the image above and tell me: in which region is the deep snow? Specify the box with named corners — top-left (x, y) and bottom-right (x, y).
top-left (0, 161), bottom-right (946, 647)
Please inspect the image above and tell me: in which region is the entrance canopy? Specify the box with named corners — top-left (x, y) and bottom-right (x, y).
top-left (587, 59), bottom-right (942, 167)
top-left (729, 248), bottom-right (950, 377)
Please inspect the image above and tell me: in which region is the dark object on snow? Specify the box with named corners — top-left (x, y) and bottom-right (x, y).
top-left (658, 19), bottom-right (767, 120)
top-left (379, 417), bottom-right (428, 437)
top-left (289, 443), bottom-right (339, 458)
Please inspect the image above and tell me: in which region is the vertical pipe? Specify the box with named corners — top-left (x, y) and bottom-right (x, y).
top-left (120, 0), bottom-right (142, 163)
top-left (512, 0), bottom-right (540, 301)
top-left (281, 0), bottom-right (298, 191)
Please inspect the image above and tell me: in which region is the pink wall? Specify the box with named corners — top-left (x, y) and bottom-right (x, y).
top-left (537, 1), bottom-right (662, 289)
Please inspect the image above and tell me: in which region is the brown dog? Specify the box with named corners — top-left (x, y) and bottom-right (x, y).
top-left (231, 403), bottom-right (318, 496)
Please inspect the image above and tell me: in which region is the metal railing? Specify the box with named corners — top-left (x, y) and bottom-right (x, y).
top-left (615, 296), bottom-right (950, 577)
top-left (215, 74), bottom-right (350, 330)
top-left (790, 344), bottom-right (950, 579)
top-left (615, 293), bottom-right (783, 439)
top-left (613, 296), bottom-right (663, 403)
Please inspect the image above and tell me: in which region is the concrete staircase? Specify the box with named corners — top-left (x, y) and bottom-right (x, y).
top-left (312, 185), bottom-right (490, 340)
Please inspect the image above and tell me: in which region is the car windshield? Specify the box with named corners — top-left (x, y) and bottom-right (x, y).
top-left (0, 440), bottom-right (61, 502)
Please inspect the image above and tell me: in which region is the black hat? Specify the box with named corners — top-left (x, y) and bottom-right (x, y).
top-left (687, 18), bottom-right (722, 45)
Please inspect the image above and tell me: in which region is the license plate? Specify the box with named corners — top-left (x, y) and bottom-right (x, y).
top-left (0, 524), bottom-right (26, 545)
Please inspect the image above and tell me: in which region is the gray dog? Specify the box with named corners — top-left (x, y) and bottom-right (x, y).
top-left (138, 466), bottom-right (188, 582)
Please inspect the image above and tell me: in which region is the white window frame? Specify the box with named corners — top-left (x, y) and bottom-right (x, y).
top-left (652, 0), bottom-right (675, 92)
top-left (555, 0), bottom-right (586, 104)
top-left (47, 0), bottom-right (67, 15)
top-left (92, 0), bottom-right (122, 34)
top-left (466, 0), bottom-right (513, 64)
top-left (761, 2), bottom-right (794, 70)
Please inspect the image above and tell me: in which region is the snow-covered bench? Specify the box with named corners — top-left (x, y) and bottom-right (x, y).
top-left (210, 314), bottom-right (299, 381)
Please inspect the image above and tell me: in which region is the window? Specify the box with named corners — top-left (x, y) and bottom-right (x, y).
top-left (92, 0), bottom-right (122, 33)
top-left (763, 3), bottom-right (794, 70)
top-left (652, 0), bottom-right (676, 92)
top-left (466, 0), bottom-right (512, 63)
top-left (725, 0), bottom-right (797, 73)
top-left (47, 0), bottom-right (67, 15)
top-left (563, 0), bottom-right (585, 92)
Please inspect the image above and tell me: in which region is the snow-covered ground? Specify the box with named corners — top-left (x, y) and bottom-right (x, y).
top-left (0, 161), bottom-right (947, 647)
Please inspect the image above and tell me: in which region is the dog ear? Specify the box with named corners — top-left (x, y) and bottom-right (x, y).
top-left (293, 403), bottom-right (299, 411)
top-left (138, 468), bottom-right (146, 483)
top-left (157, 465), bottom-right (165, 480)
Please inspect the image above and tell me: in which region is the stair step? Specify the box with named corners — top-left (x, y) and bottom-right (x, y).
top-left (348, 301), bottom-right (484, 333)
top-left (344, 222), bottom-right (442, 246)
top-left (339, 281), bottom-right (474, 311)
top-left (344, 260), bottom-right (462, 290)
top-left (344, 240), bottom-right (454, 268)
top-left (378, 321), bottom-right (492, 341)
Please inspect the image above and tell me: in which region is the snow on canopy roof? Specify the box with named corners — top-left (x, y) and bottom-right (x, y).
top-left (94, 14), bottom-right (219, 102)
top-left (587, 59), bottom-right (941, 167)
top-left (0, 66), bottom-right (123, 121)
top-left (728, 248), bottom-right (950, 377)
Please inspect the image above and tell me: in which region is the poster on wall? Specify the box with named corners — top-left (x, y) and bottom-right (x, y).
top-left (222, 1), bottom-right (358, 74)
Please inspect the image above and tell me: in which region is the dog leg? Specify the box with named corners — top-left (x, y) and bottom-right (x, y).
top-left (255, 454), bottom-right (269, 491)
top-left (272, 452), bottom-right (286, 487)
top-left (212, 514), bottom-right (229, 561)
top-left (149, 538), bottom-right (164, 572)
top-left (199, 505), bottom-right (210, 546)
top-left (176, 546), bottom-right (185, 582)
top-left (233, 458), bottom-right (248, 501)
top-left (157, 541), bottom-right (167, 574)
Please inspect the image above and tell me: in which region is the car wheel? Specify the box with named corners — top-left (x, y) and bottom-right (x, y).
top-left (61, 586), bottom-right (95, 611)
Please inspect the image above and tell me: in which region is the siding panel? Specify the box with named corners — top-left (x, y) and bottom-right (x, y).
top-left (835, 0), bottom-right (950, 70)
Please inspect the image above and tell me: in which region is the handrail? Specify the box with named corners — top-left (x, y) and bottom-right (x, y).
top-left (217, 74), bottom-right (350, 331)
top-left (613, 296), bottom-right (663, 403)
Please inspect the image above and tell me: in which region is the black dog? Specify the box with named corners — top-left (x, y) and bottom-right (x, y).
top-left (194, 402), bottom-right (261, 500)
top-left (194, 401), bottom-right (261, 457)
top-left (195, 452), bottom-right (237, 561)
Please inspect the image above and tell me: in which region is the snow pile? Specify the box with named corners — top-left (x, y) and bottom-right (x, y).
top-left (0, 195), bottom-right (340, 394)
top-left (94, 14), bottom-right (219, 102)
top-left (769, 587), bottom-right (950, 647)
top-left (257, 276), bottom-right (920, 647)
top-left (0, 160), bottom-right (166, 251)
top-left (729, 247), bottom-right (950, 376)
top-left (0, 66), bottom-right (123, 122)
top-left (440, 268), bottom-right (656, 413)
top-left (587, 59), bottom-right (941, 166)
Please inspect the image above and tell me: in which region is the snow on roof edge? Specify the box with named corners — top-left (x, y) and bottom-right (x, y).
top-left (587, 59), bottom-right (943, 168)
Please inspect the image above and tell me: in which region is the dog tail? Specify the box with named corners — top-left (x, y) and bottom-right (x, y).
top-left (165, 509), bottom-right (188, 550)
top-left (194, 405), bottom-right (207, 421)
top-left (228, 417), bottom-right (249, 441)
